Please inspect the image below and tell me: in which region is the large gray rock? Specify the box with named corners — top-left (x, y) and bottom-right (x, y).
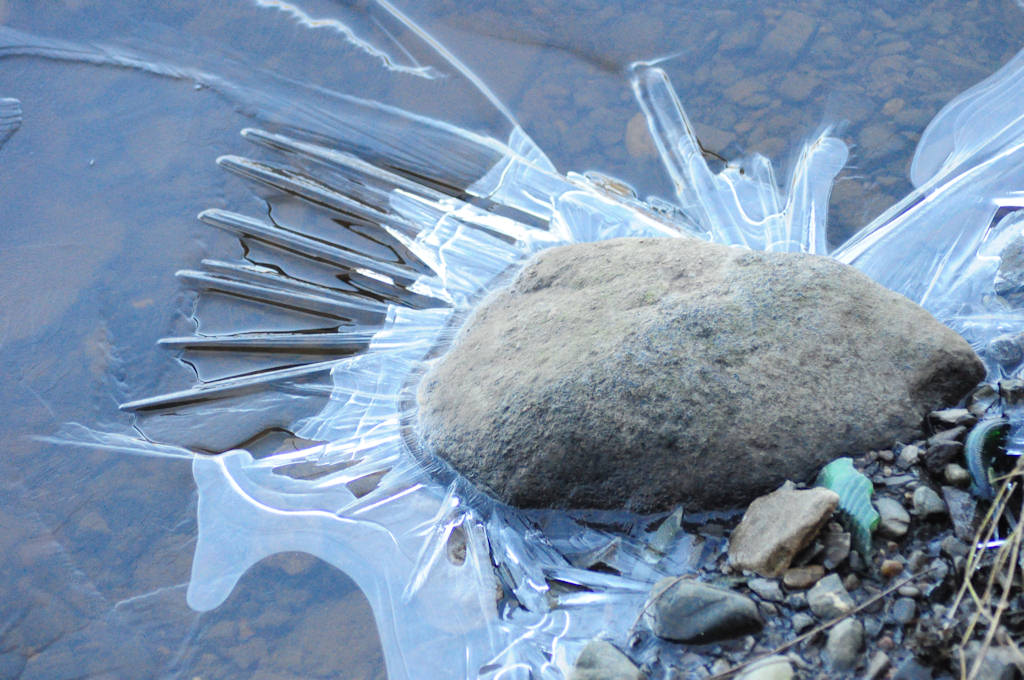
top-left (417, 237), bottom-right (986, 512)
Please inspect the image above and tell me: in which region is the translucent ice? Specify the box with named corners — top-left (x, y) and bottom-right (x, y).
top-left (17, 4), bottom-right (1024, 678)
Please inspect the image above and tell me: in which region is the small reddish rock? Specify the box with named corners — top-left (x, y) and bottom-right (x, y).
top-left (783, 565), bottom-right (825, 589)
top-left (880, 559), bottom-right (904, 579)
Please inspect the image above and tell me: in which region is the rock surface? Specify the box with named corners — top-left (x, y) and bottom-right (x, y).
top-left (826, 618), bottom-right (864, 670)
top-left (807, 573), bottom-right (855, 619)
top-left (728, 485), bottom-right (838, 577)
top-left (648, 579), bottom-right (762, 643)
top-left (417, 237), bottom-right (985, 511)
top-left (874, 497), bottom-right (911, 538)
top-left (735, 655), bottom-right (794, 680)
top-left (569, 640), bottom-right (645, 680)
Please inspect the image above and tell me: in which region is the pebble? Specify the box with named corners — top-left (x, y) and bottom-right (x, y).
top-left (891, 597), bottom-right (917, 624)
top-left (929, 407), bottom-right (974, 427)
top-left (826, 618), bottom-right (864, 670)
top-left (880, 558), bottom-right (904, 579)
top-left (876, 449), bottom-right (894, 462)
top-left (923, 440), bottom-right (963, 474)
top-left (897, 585), bottom-right (920, 598)
top-left (842, 573), bottom-right (860, 592)
top-left (942, 486), bottom-right (979, 542)
top-left (967, 384), bottom-right (998, 416)
top-left (792, 613), bottom-right (815, 633)
top-left (864, 616), bottom-right (884, 637)
top-left (907, 549), bottom-right (929, 573)
top-left (735, 655), bottom-right (794, 680)
top-left (569, 640), bottom-right (644, 680)
top-left (782, 565), bottom-right (824, 590)
top-left (874, 497), bottom-right (911, 538)
top-left (807, 573), bottom-right (855, 619)
top-left (928, 425), bottom-right (967, 444)
top-left (912, 486), bottom-right (947, 517)
top-left (648, 579), bottom-right (762, 643)
top-left (728, 486), bottom-right (840, 577)
top-left (865, 651), bottom-right (891, 680)
top-left (747, 577), bottom-right (784, 602)
top-left (940, 535), bottom-right (968, 559)
top-left (896, 444), bottom-right (921, 468)
top-left (785, 593), bottom-right (807, 610)
top-left (877, 635), bottom-right (895, 651)
top-left (943, 463), bottom-right (970, 486)
top-left (822, 529), bottom-right (851, 570)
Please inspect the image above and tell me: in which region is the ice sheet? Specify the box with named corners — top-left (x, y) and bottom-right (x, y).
top-left (19, 3), bottom-right (1024, 678)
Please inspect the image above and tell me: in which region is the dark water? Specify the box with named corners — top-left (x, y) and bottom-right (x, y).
top-left (1, 1), bottom-right (1022, 678)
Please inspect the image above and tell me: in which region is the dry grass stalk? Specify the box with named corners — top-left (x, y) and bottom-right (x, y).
top-left (947, 456), bottom-right (1024, 680)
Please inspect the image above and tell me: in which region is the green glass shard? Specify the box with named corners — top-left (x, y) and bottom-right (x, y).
top-left (816, 457), bottom-right (880, 557)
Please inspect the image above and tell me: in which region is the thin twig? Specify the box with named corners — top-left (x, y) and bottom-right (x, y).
top-left (705, 567), bottom-right (939, 680)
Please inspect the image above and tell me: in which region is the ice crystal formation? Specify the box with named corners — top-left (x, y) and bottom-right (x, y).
top-left (15, 4), bottom-right (1024, 679)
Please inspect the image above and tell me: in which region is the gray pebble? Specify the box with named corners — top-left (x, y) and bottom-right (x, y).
top-left (912, 486), bottom-right (947, 517)
top-left (907, 549), bottom-right (929, 573)
top-left (943, 463), bottom-right (970, 486)
top-left (747, 577), bottom-right (784, 602)
top-left (792, 613), bottom-right (815, 633)
top-left (896, 444), bottom-right (920, 468)
top-left (929, 407), bottom-right (974, 427)
top-left (940, 535), bottom-right (968, 559)
top-left (865, 651), bottom-right (891, 680)
top-left (735, 655), bottom-right (794, 680)
top-left (874, 497), bottom-right (911, 538)
top-left (891, 597), bottom-right (917, 624)
top-left (649, 579), bottom-right (762, 642)
top-left (826, 618), bottom-right (864, 670)
top-left (863, 616), bottom-right (884, 637)
top-left (897, 585), bottom-right (920, 598)
top-left (807, 573), bottom-right (855, 619)
top-left (786, 593), bottom-right (808, 610)
top-left (569, 640), bottom-right (645, 680)
top-left (928, 425), bottom-right (967, 444)
top-left (924, 441), bottom-right (963, 474)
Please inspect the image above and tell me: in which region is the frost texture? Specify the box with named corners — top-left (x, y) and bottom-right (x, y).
top-left (161, 51), bottom-right (1024, 677)
top-left (26, 5), bottom-right (1024, 678)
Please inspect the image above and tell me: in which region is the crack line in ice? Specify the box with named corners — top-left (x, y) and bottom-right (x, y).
top-left (251, 0), bottom-right (440, 79)
top-left (375, 0), bottom-right (521, 127)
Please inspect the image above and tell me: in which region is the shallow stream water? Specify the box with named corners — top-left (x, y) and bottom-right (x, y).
top-left (2, 2), bottom-right (1024, 678)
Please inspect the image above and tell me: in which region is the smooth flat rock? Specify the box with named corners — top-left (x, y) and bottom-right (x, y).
top-left (417, 237), bottom-right (985, 511)
top-left (648, 579), bottom-right (762, 643)
top-left (735, 655), bottom-right (794, 680)
top-left (569, 640), bottom-right (645, 680)
top-left (728, 485), bottom-right (839, 577)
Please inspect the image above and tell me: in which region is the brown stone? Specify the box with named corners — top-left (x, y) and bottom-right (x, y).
top-left (417, 238), bottom-right (986, 512)
top-left (728, 485), bottom-right (839, 578)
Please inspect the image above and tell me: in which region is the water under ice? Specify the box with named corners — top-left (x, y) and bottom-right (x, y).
top-left (17, 5), bottom-right (1024, 679)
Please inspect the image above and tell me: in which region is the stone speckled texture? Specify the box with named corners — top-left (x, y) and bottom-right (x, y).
top-left (417, 237), bottom-right (986, 512)
top-left (728, 485), bottom-right (839, 577)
